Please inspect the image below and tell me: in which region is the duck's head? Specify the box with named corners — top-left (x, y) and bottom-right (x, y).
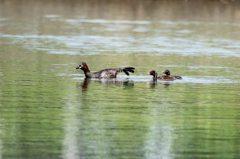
top-left (147, 70), bottom-right (158, 77)
top-left (163, 69), bottom-right (171, 75)
top-left (76, 62), bottom-right (89, 71)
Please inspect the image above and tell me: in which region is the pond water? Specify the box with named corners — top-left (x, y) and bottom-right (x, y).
top-left (0, 0), bottom-right (240, 158)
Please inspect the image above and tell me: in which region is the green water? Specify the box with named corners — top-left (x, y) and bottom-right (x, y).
top-left (1, 0), bottom-right (240, 158)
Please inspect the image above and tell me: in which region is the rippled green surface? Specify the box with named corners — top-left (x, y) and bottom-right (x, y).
top-left (1, 0), bottom-right (240, 158)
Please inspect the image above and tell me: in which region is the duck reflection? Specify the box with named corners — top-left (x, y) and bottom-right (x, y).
top-left (77, 78), bottom-right (134, 91)
top-left (147, 80), bottom-right (171, 88)
top-left (79, 78), bottom-right (91, 90)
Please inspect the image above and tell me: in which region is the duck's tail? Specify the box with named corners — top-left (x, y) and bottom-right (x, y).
top-left (122, 67), bottom-right (135, 76)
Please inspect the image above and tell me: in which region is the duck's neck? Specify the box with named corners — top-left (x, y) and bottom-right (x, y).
top-left (153, 73), bottom-right (158, 78)
top-left (84, 72), bottom-right (92, 78)
top-left (82, 66), bottom-right (92, 78)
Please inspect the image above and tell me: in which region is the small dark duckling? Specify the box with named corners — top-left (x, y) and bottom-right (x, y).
top-left (76, 62), bottom-right (135, 79)
top-left (147, 69), bottom-right (182, 81)
top-left (163, 69), bottom-right (182, 80)
top-left (148, 70), bottom-right (174, 81)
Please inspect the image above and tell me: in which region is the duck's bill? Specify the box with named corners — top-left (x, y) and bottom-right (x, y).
top-left (76, 65), bottom-right (82, 69)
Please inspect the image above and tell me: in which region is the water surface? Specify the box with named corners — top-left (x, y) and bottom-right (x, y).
top-left (0, 0), bottom-right (240, 158)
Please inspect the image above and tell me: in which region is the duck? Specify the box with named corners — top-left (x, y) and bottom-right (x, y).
top-left (163, 69), bottom-right (182, 80)
top-left (76, 62), bottom-right (135, 79)
top-left (148, 70), bottom-right (172, 80)
top-left (147, 69), bottom-right (182, 81)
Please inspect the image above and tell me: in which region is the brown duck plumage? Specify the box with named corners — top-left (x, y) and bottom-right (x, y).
top-left (163, 69), bottom-right (182, 80)
top-left (148, 69), bottom-right (182, 81)
top-left (76, 62), bottom-right (135, 79)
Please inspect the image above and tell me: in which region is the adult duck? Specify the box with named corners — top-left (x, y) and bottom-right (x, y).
top-left (76, 62), bottom-right (135, 78)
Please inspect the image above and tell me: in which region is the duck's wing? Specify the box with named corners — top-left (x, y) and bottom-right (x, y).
top-left (93, 67), bottom-right (135, 79)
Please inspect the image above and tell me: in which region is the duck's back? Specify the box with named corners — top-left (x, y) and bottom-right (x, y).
top-left (163, 75), bottom-right (175, 81)
top-left (92, 68), bottom-right (121, 78)
top-left (155, 75), bottom-right (175, 81)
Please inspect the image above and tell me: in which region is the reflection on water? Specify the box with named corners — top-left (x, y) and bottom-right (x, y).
top-left (78, 78), bottom-right (91, 91)
top-left (73, 74), bottom-right (240, 84)
top-left (1, 0), bottom-right (240, 159)
top-left (77, 78), bottom-right (135, 91)
top-left (147, 80), bottom-right (171, 89)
